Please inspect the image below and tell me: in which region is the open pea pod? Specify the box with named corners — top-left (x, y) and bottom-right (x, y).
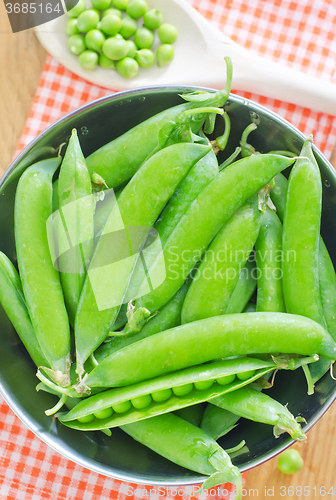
top-left (58, 357), bottom-right (276, 429)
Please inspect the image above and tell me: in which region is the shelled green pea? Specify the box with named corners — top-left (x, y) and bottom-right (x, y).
top-left (64, 0), bottom-right (179, 77)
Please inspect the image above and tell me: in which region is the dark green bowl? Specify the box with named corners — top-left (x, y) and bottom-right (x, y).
top-left (0, 87), bottom-right (335, 486)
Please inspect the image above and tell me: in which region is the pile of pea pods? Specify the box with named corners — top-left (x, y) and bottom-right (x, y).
top-left (1, 58), bottom-right (336, 499)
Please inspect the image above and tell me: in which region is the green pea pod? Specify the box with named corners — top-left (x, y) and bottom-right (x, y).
top-left (211, 386), bottom-right (306, 441)
top-left (174, 404), bottom-right (205, 427)
top-left (75, 143), bottom-right (211, 377)
top-left (243, 302), bottom-right (256, 313)
top-left (113, 141), bottom-right (219, 328)
top-left (270, 172), bottom-right (287, 221)
top-left (15, 157), bottom-right (71, 387)
top-left (271, 171), bottom-right (336, 338)
top-left (136, 154), bottom-right (295, 314)
top-left (60, 357), bottom-right (275, 423)
top-left (181, 195), bottom-right (263, 323)
top-left (52, 179), bottom-right (59, 213)
top-left (318, 239), bottom-right (336, 339)
top-left (85, 103), bottom-right (190, 189)
top-left (0, 251), bottom-right (48, 368)
top-left (82, 312), bottom-right (336, 390)
top-left (255, 207), bottom-right (286, 312)
top-left (155, 147), bottom-right (219, 245)
top-left (200, 404), bottom-right (240, 441)
top-left (58, 129), bottom-right (95, 326)
top-left (282, 139), bottom-right (326, 326)
top-left (121, 413), bottom-right (242, 499)
top-left (224, 260), bottom-right (256, 314)
top-left (93, 280), bottom-right (189, 365)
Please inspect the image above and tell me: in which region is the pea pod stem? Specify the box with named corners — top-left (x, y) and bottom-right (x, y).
top-left (240, 123), bottom-right (258, 157)
top-left (219, 147), bottom-right (242, 171)
top-left (45, 394), bottom-right (68, 417)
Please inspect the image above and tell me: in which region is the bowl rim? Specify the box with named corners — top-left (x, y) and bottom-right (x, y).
top-left (1, 85), bottom-right (336, 486)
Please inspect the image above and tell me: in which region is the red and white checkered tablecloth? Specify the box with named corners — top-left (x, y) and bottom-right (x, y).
top-left (2, 0), bottom-right (336, 498)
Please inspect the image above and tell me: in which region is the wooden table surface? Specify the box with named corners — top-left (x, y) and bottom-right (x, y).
top-left (1, 4), bottom-right (336, 498)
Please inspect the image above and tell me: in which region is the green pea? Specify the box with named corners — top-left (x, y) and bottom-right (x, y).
top-left (102, 36), bottom-right (128, 60)
top-left (112, 400), bottom-right (132, 413)
top-left (156, 44), bottom-right (174, 67)
top-left (158, 23), bottom-right (178, 44)
top-left (277, 449), bottom-right (304, 474)
top-left (143, 9), bottom-right (163, 30)
top-left (216, 374), bottom-right (236, 386)
top-left (91, 0), bottom-right (112, 9)
top-left (131, 394), bottom-right (152, 409)
top-left (93, 407), bottom-right (113, 419)
top-left (103, 8), bottom-right (122, 18)
top-left (151, 388), bottom-right (172, 402)
top-left (78, 50), bottom-right (99, 70)
top-left (237, 370), bottom-right (256, 381)
top-left (77, 413), bottom-right (95, 423)
top-left (100, 14), bottom-right (122, 36)
top-left (66, 18), bottom-right (79, 36)
top-left (125, 40), bottom-right (137, 58)
top-left (85, 29), bottom-right (106, 52)
top-left (67, 34), bottom-right (86, 55)
top-left (172, 383), bottom-right (194, 396)
top-left (113, 0), bottom-right (128, 9)
top-left (134, 27), bottom-right (154, 49)
top-left (116, 57), bottom-right (139, 78)
top-left (119, 16), bottom-right (137, 38)
top-left (77, 9), bottom-right (100, 33)
top-left (126, 0), bottom-right (148, 19)
top-left (66, 0), bottom-right (86, 17)
top-left (194, 379), bottom-right (214, 391)
top-left (135, 48), bottom-right (155, 68)
top-left (99, 53), bottom-right (116, 68)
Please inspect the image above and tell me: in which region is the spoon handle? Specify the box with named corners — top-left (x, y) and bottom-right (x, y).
top-left (178, 0), bottom-right (336, 116)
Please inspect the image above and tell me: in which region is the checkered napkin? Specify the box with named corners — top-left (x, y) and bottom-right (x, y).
top-left (1, 0), bottom-right (336, 498)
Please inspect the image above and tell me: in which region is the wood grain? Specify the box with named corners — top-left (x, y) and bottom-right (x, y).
top-left (0, 4), bottom-right (336, 497)
top-left (0, 2), bottom-right (47, 177)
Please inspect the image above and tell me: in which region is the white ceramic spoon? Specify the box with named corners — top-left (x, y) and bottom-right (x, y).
top-left (35, 0), bottom-right (336, 115)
